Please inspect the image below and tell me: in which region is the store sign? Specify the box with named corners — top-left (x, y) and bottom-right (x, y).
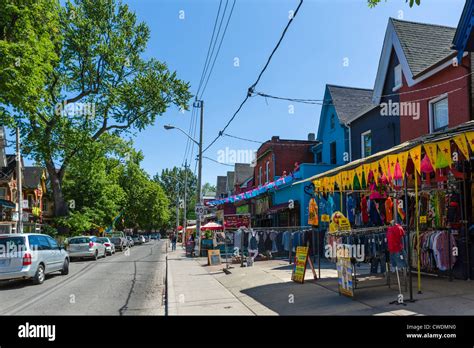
top-left (337, 257), bottom-right (354, 297)
top-left (291, 246), bottom-right (309, 284)
top-left (224, 215), bottom-right (250, 228)
top-left (419, 216), bottom-right (427, 223)
top-left (255, 197), bottom-right (270, 215)
top-left (236, 205), bottom-right (249, 214)
top-left (207, 249), bottom-right (221, 266)
top-left (338, 217), bottom-right (351, 230)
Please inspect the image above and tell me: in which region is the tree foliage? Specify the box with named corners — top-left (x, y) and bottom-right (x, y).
top-left (368, 0), bottom-right (420, 7)
top-left (0, 0), bottom-right (192, 217)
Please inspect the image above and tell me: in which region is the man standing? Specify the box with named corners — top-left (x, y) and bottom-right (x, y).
top-left (171, 233), bottom-right (177, 251)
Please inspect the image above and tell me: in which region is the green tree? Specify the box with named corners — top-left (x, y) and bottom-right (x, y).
top-left (0, 0), bottom-right (60, 112)
top-left (202, 183), bottom-right (216, 196)
top-left (368, 0), bottom-right (420, 7)
top-left (0, 0), bottom-right (191, 217)
top-left (154, 166), bottom-right (197, 228)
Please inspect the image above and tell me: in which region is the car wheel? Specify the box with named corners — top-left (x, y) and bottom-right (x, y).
top-left (60, 259), bottom-right (69, 275)
top-left (94, 250), bottom-right (99, 261)
top-left (32, 264), bottom-right (45, 285)
top-left (103, 250), bottom-right (107, 258)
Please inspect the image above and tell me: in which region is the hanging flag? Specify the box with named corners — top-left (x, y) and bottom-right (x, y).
top-left (465, 131), bottom-right (474, 152)
top-left (369, 161), bottom-right (379, 176)
top-left (348, 170), bottom-right (355, 188)
top-left (388, 154), bottom-right (397, 177)
top-left (409, 145), bottom-right (422, 174)
top-left (453, 134), bottom-right (470, 160)
top-left (423, 142), bottom-right (438, 169)
top-left (436, 139), bottom-right (452, 168)
top-left (397, 151), bottom-right (409, 176)
top-left (379, 156), bottom-right (388, 176)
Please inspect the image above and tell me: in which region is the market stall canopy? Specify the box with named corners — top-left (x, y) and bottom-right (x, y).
top-left (186, 225), bottom-right (196, 231)
top-left (0, 199), bottom-right (15, 209)
top-left (201, 222), bottom-right (223, 231)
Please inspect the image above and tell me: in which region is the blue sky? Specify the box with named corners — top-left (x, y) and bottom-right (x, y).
top-left (13, 0), bottom-right (467, 185)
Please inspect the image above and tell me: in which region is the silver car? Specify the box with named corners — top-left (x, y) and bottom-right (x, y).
top-left (0, 233), bottom-right (70, 285)
top-left (96, 237), bottom-right (115, 256)
top-left (67, 236), bottom-right (106, 261)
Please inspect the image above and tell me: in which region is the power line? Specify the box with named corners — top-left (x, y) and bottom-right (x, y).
top-left (199, 0), bottom-right (236, 99)
top-left (223, 132), bottom-right (263, 144)
top-left (202, 0), bottom-right (304, 154)
top-left (196, 0), bottom-right (223, 98)
top-left (202, 155), bottom-right (235, 167)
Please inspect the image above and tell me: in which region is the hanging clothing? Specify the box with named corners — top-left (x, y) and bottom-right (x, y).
top-left (385, 197), bottom-right (393, 224)
top-left (347, 195), bottom-right (355, 225)
top-left (361, 196), bottom-right (369, 224)
top-left (387, 224), bottom-right (405, 253)
top-left (308, 198), bottom-right (319, 226)
top-left (249, 230), bottom-right (259, 250)
top-left (234, 229), bottom-right (242, 249)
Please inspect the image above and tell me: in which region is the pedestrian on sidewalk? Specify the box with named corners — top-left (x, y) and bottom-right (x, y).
top-left (171, 233), bottom-right (177, 251)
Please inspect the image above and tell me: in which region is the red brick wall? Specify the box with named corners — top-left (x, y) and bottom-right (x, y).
top-left (253, 141), bottom-right (315, 185)
top-left (399, 56), bottom-right (471, 142)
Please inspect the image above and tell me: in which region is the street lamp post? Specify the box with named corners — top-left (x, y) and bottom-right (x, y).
top-left (164, 99), bottom-right (203, 256)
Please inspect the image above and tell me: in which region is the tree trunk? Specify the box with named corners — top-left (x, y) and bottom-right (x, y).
top-left (46, 161), bottom-right (68, 217)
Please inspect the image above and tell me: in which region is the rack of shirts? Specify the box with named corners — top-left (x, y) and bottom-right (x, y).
top-left (410, 230), bottom-right (457, 272)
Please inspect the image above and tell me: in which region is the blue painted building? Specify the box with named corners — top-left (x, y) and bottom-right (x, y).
top-left (312, 84), bottom-right (373, 165)
top-left (453, 0), bottom-right (474, 62)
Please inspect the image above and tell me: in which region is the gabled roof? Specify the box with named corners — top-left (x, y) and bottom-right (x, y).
top-left (391, 18), bottom-right (456, 77)
top-left (452, 0), bottom-right (474, 61)
top-left (0, 155), bottom-right (16, 181)
top-left (373, 18), bottom-right (458, 104)
top-left (23, 167), bottom-right (45, 189)
top-left (326, 85), bottom-right (373, 124)
top-left (233, 163), bottom-right (253, 186)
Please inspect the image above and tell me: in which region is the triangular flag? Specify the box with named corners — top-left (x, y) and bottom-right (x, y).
top-left (355, 166), bottom-right (363, 184)
top-left (435, 149), bottom-right (450, 169)
top-left (436, 140), bottom-right (452, 168)
top-left (453, 134), bottom-right (470, 160)
top-left (409, 146), bottom-right (422, 174)
top-left (423, 142), bottom-right (438, 169)
top-left (388, 154), bottom-right (397, 177)
top-left (397, 151), bottom-right (409, 177)
top-left (370, 161), bottom-right (379, 176)
top-left (465, 131), bottom-right (474, 152)
top-left (379, 156), bottom-right (388, 176)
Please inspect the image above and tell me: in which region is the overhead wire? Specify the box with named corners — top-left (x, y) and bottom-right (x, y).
top-left (202, 0), bottom-right (304, 154)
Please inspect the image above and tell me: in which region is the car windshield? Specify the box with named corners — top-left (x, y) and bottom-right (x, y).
top-left (96, 238), bottom-right (108, 243)
top-left (69, 237), bottom-right (90, 244)
top-left (110, 238), bottom-right (120, 243)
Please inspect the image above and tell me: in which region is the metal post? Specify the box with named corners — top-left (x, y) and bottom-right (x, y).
top-left (183, 161), bottom-right (188, 248)
top-left (16, 128), bottom-right (22, 234)
top-left (176, 181), bottom-right (179, 249)
top-left (404, 173), bottom-right (414, 301)
top-left (195, 100), bottom-right (204, 257)
top-left (461, 164), bottom-right (470, 280)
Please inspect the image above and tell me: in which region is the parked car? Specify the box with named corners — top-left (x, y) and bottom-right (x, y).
top-left (139, 235), bottom-right (146, 244)
top-left (110, 237), bottom-right (127, 251)
top-left (0, 233), bottom-right (69, 285)
top-left (132, 236), bottom-right (142, 245)
top-left (143, 235), bottom-right (150, 243)
top-left (96, 237), bottom-right (115, 255)
top-left (126, 236), bottom-right (134, 247)
top-left (67, 236), bottom-right (106, 261)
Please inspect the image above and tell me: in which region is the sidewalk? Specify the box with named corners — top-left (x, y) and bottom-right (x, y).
top-left (166, 244), bottom-right (257, 315)
top-left (167, 244), bottom-right (474, 315)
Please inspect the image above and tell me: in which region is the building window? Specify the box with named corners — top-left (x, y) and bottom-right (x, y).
top-left (430, 96), bottom-right (449, 132)
top-left (393, 64), bottom-right (402, 91)
top-left (361, 130), bottom-right (372, 158)
top-left (259, 166), bottom-right (262, 185)
top-left (330, 142), bottom-right (337, 164)
top-left (265, 161), bottom-right (270, 183)
top-left (27, 194), bottom-right (34, 209)
top-left (316, 151), bottom-right (322, 164)
top-left (0, 187), bottom-right (6, 199)
top-left (330, 114), bottom-right (335, 129)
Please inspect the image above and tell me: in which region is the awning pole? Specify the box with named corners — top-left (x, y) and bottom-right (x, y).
top-left (415, 171), bottom-right (422, 294)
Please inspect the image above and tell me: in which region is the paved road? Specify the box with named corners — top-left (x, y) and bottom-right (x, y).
top-left (0, 240), bottom-right (167, 315)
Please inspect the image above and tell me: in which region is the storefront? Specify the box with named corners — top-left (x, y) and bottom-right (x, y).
top-left (296, 121), bottom-right (474, 298)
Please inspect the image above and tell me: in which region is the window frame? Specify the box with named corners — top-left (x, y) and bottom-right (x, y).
top-left (361, 130), bottom-right (372, 158)
top-left (265, 161), bottom-right (270, 183)
top-left (258, 166), bottom-right (262, 186)
top-left (0, 187), bottom-right (7, 199)
top-left (330, 142), bottom-right (337, 165)
top-left (429, 94), bottom-right (449, 133)
top-left (393, 64), bottom-right (402, 91)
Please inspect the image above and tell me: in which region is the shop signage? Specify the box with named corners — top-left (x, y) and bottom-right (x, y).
top-left (419, 216), bottom-right (427, 223)
top-left (321, 214), bottom-right (330, 222)
top-left (292, 246), bottom-right (309, 284)
top-left (337, 257), bottom-right (354, 297)
top-left (338, 217), bottom-right (351, 230)
top-left (207, 249), bottom-right (221, 266)
top-left (255, 197), bottom-right (270, 215)
top-left (236, 205), bottom-right (249, 214)
top-left (224, 214), bottom-right (250, 228)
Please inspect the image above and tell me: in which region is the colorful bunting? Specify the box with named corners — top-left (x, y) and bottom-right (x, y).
top-left (453, 134), bottom-right (470, 160)
top-left (423, 142), bottom-right (438, 169)
top-left (436, 140), bottom-right (452, 168)
top-left (409, 145), bottom-right (422, 174)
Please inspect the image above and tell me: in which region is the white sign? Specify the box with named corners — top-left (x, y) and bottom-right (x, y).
top-left (195, 205), bottom-right (205, 216)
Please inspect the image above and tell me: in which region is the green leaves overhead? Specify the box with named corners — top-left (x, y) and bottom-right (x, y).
top-left (368, 0), bottom-right (421, 8)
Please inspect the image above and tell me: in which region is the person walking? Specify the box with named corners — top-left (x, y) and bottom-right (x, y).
top-left (171, 233), bottom-right (177, 251)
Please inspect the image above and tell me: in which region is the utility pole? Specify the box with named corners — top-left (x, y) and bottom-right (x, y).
top-left (183, 160), bottom-right (188, 248)
top-left (16, 127), bottom-right (22, 234)
top-left (195, 100), bottom-right (204, 257)
top-left (176, 181), bottom-right (180, 242)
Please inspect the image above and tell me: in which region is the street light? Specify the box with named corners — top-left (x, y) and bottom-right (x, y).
top-left (164, 102), bottom-right (203, 257)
